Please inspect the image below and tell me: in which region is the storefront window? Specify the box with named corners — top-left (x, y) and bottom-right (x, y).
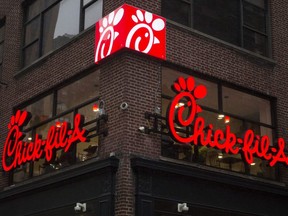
top-left (24, 94), bottom-right (54, 129)
top-left (12, 70), bottom-right (101, 183)
top-left (161, 67), bottom-right (276, 180)
top-left (23, 0), bottom-right (103, 67)
top-left (57, 70), bottom-right (99, 114)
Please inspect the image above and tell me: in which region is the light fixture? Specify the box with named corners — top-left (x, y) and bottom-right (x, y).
top-left (218, 114), bottom-right (224, 119)
top-left (175, 102), bottom-right (185, 108)
top-left (56, 121), bottom-right (62, 128)
top-left (250, 162), bottom-right (256, 166)
top-left (93, 104), bottom-right (99, 112)
top-left (99, 100), bottom-right (105, 116)
top-left (218, 153), bottom-right (223, 159)
top-left (93, 100), bottom-right (106, 116)
top-left (28, 137), bottom-right (32, 141)
top-left (154, 106), bottom-right (161, 114)
top-left (138, 126), bottom-right (146, 133)
top-left (74, 203), bottom-right (87, 213)
top-left (177, 203), bottom-right (189, 213)
top-left (224, 116), bottom-right (230, 124)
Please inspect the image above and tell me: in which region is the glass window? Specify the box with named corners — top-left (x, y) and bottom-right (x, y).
top-left (194, 0), bottom-right (241, 46)
top-left (24, 17), bottom-right (40, 46)
top-left (243, 28), bottom-right (267, 56)
top-left (23, 0), bottom-right (103, 67)
top-left (14, 70), bottom-right (101, 184)
top-left (42, 0), bottom-right (80, 54)
top-left (24, 42), bottom-right (39, 66)
top-left (222, 86), bottom-right (271, 124)
top-left (161, 0), bottom-right (269, 56)
top-left (84, 0), bottom-right (103, 29)
top-left (243, 1), bottom-right (266, 32)
top-left (57, 71), bottom-right (99, 114)
top-left (161, 67), bottom-right (275, 180)
top-left (161, 0), bottom-right (190, 26)
top-left (24, 94), bottom-right (54, 128)
top-left (162, 67), bottom-right (218, 109)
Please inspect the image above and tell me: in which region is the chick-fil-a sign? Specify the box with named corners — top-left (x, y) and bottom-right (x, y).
top-left (167, 76), bottom-right (288, 167)
top-left (95, 4), bottom-right (166, 63)
top-left (2, 110), bottom-right (87, 172)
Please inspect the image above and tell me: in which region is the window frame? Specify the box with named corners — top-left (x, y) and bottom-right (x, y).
top-left (161, 65), bottom-right (278, 180)
top-left (9, 69), bottom-right (101, 184)
top-left (161, 0), bottom-right (271, 57)
top-left (21, 0), bottom-right (103, 67)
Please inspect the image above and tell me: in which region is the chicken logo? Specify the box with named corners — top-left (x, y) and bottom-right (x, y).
top-left (95, 4), bottom-right (166, 63)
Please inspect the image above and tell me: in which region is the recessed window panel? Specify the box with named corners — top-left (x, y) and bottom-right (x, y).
top-left (84, 0), bottom-right (103, 29)
top-left (162, 0), bottom-right (190, 26)
top-left (161, 0), bottom-right (269, 57)
top-left (57, 70), bottom-right (99, 114)
top-left (42, 0), bottom-right (80, 54)
top-left (194, 0), bottom-right (241, 46)
top-left (244, 2), bottom-right (266, 33)
top-left (23, 0), bottom-right (103, 66)
top-left (26, 0), bottom-right (42, 22)
top-left (25, 17), bottom-right (40, 46)
top-left (222, 86), bottom-right (271, 125)
top-left (243, 28), bottom-right (267, 56)
top-left (24, 41), bottom-right (39, 66)
top-left (245, 0), bottom-right (265, 8)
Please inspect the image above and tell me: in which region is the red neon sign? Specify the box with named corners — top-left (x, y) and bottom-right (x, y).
top-left (95, 4), bottom-right (166, 63)
top-left (2, 110), bottom-right (87, 172)
top-left (167, 76), bottom-right (288, 167)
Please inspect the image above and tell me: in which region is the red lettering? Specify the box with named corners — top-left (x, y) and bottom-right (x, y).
top-left (166, 75), bottom-right (288, 168)
top-left (2, 112), bottom-right (88, 172)
top-left (270, 138), bottom-right (288, 166)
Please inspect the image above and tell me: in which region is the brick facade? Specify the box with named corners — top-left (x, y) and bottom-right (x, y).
top-left (0, 0), bottom-right (288, 216)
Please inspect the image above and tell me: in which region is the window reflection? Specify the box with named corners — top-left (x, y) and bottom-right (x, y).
top-left (222, 86), bottom-right (271, 124)
top-left (84, 0), bottom-right (103, 29)
top-left (43, 0), bottom-right (80, 54)
top-left (57, 70), bottom-right (99, 114)
top-left (14, 70), bottom-right (101, 184)
top-left (24, 94), bottom-right (53, 129)
top-left (23, 0), bottom-right (103, 66)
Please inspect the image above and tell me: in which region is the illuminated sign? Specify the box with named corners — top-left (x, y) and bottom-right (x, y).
top-left (95, 4), bottom-right (166, 63)
top-left (167, 76), bottom-right (288, 167)
top-left (2, 110), bottom-right (87, 172)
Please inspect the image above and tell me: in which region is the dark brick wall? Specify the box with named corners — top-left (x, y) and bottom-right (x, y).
top-left (0, 0), bottom-right (288, 215)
